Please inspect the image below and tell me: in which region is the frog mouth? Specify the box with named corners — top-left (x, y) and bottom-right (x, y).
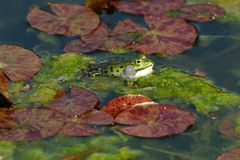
top-left (135, 64), bottom-right (154, 78)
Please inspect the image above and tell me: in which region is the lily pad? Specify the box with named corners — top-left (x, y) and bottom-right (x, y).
top-left (115, 103), bottom-right (196, 138)
top-left (0, 108), bottom-right (65, 141)
top-left (27, 3), bottom-right (100, 36)
top-left (0, 45), bottom-right (41, 81)
top-left (44, 87), bottom-right (99, 117)
top-left (216, 148), bottom-right (240, 160)
top-left (128, 15), bottom-right (197, 56)
top-left (64, 20), bottom-right (145, 54)
top-left (0, 70), bottom-right (8, 96)
top-left (218, 112), bottom-right (240, 139)
top-left (112, 0), bottom-right (184, 16)
top-left (178, 4), bottom-right (226, 22)
top-left (59, 110), bottom-right (113, 136)
top-left (101, 94), bottom-right (152, 118)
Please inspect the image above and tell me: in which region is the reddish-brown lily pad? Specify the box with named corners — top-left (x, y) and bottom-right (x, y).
top-left (64, 20), bottom-right (145, 53)
top-left (112, 0), bottom-right (184, 16)
top-left (128, 15), bottom-right (197, 56)
top-left (0, 108), bottom-right (65, 141)
top-left (218, 112), bottom-right (240, 139)
top-left (59, 110), bottom-right (113, 136)
top-left (0, 70), bottom-right (8, 96)
top-left (114, 103), bottom-right (196, 138)
top-left (27, 3), bottom-right (100, 36)
top-left (44, 87), bottom-right (99, 117)
top-left (178, 4), bottom-right (226, 22)
top-left (0, 45), bottom-right (41, 81)
top-left (101, 94), bottom-right (152, 118)
top-left (216, 148), bottom-right (240, 160)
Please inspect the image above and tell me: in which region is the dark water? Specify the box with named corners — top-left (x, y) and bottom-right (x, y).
top-left (1, 0), bottom-right (240, 160)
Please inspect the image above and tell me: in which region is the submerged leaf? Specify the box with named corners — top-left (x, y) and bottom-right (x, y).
top-left (0, 45), bottom-right (41, 81)
top-left (178, 4), bottom-right (226, 22)
top-left (216, 148), bottom-right (240, 160)
top-left (0, 108), bottom-right (65, 141)
top-left (44, 87), bottom-right (99, 117)
top-left (101, 94), bottom-right (152, 118)
top-left (129, 15), bottom-right (197, 56)
top-left (59, 110), bottom-right (113, 136)
top-left (112, 0), bottom-right (184, 16)
top-left (218, 112), bottom-right (240, 139)
top-left (115, 103), bottom-right (196, 138)
top-left (27, 3), bottom-right (100, 36)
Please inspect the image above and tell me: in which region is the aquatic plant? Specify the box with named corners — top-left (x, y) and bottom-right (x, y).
top-left (216, 147), bottom-right (240, 160)
top-left (115, 103), bottom-right (196, 138)
top-left (219, 112), bottom-right (240, 139)
top-left (0, 108), bottom-right (65, 141)
top-left (27, 3), bottom-right (100, 36)
top-left (65, 20), bottom-right (146, 54)
top-left (116, 67), bottom-right (240, 114)
top-left (101, 94), bottom-right (152, 118)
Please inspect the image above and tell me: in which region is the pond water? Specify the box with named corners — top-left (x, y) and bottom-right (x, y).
top-left (1, 0), bottom-right (240, 160)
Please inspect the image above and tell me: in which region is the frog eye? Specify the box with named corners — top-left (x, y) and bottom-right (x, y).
top-left (136, 60), bottom-right (141, 64)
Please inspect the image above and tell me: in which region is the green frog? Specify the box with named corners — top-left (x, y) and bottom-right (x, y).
top-left (85, 54), bottom-right (154, 81)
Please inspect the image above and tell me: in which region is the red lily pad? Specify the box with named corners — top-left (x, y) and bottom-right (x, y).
top-left (64, 20), bottom-right (145, 53)
top-left (0, 45), bottom-right (41, 81)
top-left (101, 94), bottom-right (152, 118)
top-left (44, 87), bottom-right (99, 117)
top-left (114, 103), bottom-right (196, 138)
top-left (218, 113), bottom-right (240, 139)
top-left (27, 3), bottom-right (100, 36)
top-left (0, 108), bottom-right (65, 141)
top-left (59, 110), bottom-right (113, 136)
top-left (128, 15), bottom-right (197, 56)
top-left (216, 148), bottom-right (240, 160)
top-left (178, 4), bottom-right (226, 22)
top-left (112, 0), bottom-right (184, 16)
top-left (0, 70), bottom-right (8, 97)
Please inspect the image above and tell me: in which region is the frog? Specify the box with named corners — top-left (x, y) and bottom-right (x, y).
top-left (84, 54), bottom-right (154, 83)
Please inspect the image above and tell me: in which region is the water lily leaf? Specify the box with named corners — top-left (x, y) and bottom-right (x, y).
top-left (0, 108), bottom-right (65, 141)
top-left (65, 20), bottom-right (144, 53)
top-left (27, 3), bottom-right (100, 36)
top-left (128, 15), bottom-right (197, 56)
top-left (218, 112), bottom-right (240, 139)
top-left (112, 0), bottom-right (184, 16)
top-left (44, 87), bottom-right (99, 117)
top-left (115, 103), bottom-right (196, 138)
top-left (0, 45), bottom-right (41, 81)
top-left (0, 70), bottom-right (8, 96)
top-left (216, 148), bottom-right (240, 160)
top-left (178, 4), bottom-right (226, 22)
top-left (59, 110), bottom-right (113, 136)
top-left (101, 94), bottom-right (152, 118)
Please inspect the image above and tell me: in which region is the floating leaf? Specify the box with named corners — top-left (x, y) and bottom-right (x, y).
top-left (218, 112), bottom-right (240, 139)
top-left (0, 108), bottom-right (65, 141)
top-left (101, 94), bottom-right (152, 118)
top-left (59, 110), bottom-right (113, 136)
top-left (0, 45), bottom-right (41, 81)
top-left (178, 4), bottom-right (226, 22)
top-left (115, 103), bottom-right (196, 138)
top-left (128, 15), bottom-right (197, 56)
top-left (216, 148), bottom-right (240, 160)
top-left (0, 70), bottom-right (8, 96)
top-left (112, 0), bottom-right (184, 16)
top-left (27, 3), bottom-right (100, 36)
top-left (64, 20), bottom-right (145, 53)
top-left (44, 87), bottom-right (99, 117)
